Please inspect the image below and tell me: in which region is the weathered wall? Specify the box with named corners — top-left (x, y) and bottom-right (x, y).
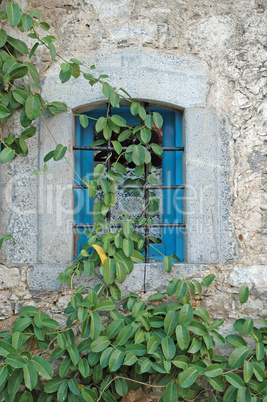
top-left (0, 0), bottom-right (266, 331)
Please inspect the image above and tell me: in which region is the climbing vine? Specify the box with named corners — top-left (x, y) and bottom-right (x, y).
top-left (0, 2), bottom-right (266, 401)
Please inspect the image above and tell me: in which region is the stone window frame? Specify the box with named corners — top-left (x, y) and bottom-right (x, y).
top-left (2, 51), bottom-right (237, 293)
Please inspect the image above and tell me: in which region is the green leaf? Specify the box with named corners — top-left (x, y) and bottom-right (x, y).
top-left (93, 163), bottom-right (105, 179)
top-left (106, 170), bottom-right (123, 181)
top-left (68, 378), bottom-right (81, 396)
top-left (109, 349), bottom-right (124, 372)
top-left (32, 356), bottom-right (53, 380)
top-left (225, 334), bottom-right (247, 347)
top-left (12, 89), bottom-right (28, 105)
top-left (161, 337), bottom-right (176, 360)
top-left (164, 255), bottom-right (173, 273)
top-left (7, 65), bottom-right (28, 81)
top-left (132, 144), bottom-right (146, 165)
top-left (124, 352), bottom-right (137, 366)
top-left (78, 306), bottom-right (88, 323)
top-left (115, 377), bottom-right (128, 397)
top-left (115, 262), bottom-right (127, 283)
top-left (252, 362), bottom-right (266, 381)
top-left (145, 114), bottom-right (154, 129)
top-left (23, 360), bottom-right (38, 391)
top-left (90, 311), bottom-right (101, 340)
top-left (40, 21), bottom-right (50, 30)
top-left (78, 358), bottom-right (90, 378)
top-left (81, 387), bottom-right (97, 402)
top-left (6, 3), bottom-right (21, 27)
top-left (29, 42), bottom-right (39, 58)
top-left (21, 126), bottom-right (37, 140)
top-left (179, 366), bottom-right (199, 388)
top-left (176, 325), bottom-right (190, 350)
top-left (79, 114), bottom-right (88, 128)
top-left (44, 377), bottom-right (67, 393)
top-left (7, 369), bottom-right (23, 397)
top-left (12, 331), bottom-right (24, 349)
top-left (118, 129), bottom-right (132, 142)
top-left (225, 372), bottom-right (244, 389)
top-left (204, 363), bottom-right (223, 378)
top-left (166, 278), bottom-right (179, 296)
top-left (102, 82), bottom-right (113, 98)
top-left (5, 353), bottom-right (26, 368)
top-left (95, 116), bottom-right (107, 133)
top-left (130, 101), bottom-right (140, 115)
top-left (0, 29), bottom-right (7, 47)
top-left (59, 63), bottom-right (72, 83)
top-left (153, 112), bottom-right (163, 129)
top-left (25, 95), bottom-right (41, 120)
top-left (110, 114), bottom-right (126, 127)
top-left (13, 317), bottom-right (32, 332)
top-left (150, 143), bottom-right (163, 155)
top-left (239, 286), bottom-right (249, 303)
top-left (53, 144), bottom-right (67, 161)
top-left (59, 356), bottom-right (71, 378)
top-left (163, 382), bottom-right (178, 402)
top-left (123, 221), bottom-right (133, 238)
top-left (140, 127), bottom-right (151, 144)
top-left (242, 319), bottom-right (253, 335)
top-left (176, 281), bottom-right (188, 299)
top-left (84, 259), bottom-right (94, 276)
top-left (22, 14), bottom-right (33, 31)
top-left (0, 104), bottom-right (11, 118)
top-left (7, 36), bottom-right (28, 55)
top-left (147, 335), bottom-right (160, 354)
top-left (116, 325), bottom-right (133, 346)
top-left (123, 238), bottom-right (134, 257)
top-left (256, 342), bottom-right (265, 361)
top-left (19, 137), bottom-right (28, 156)
top-left (67, 345), bottom-right (80, 366)
top-left (139, 358), bottom-right (152, 373)
top-left (131, 250), bottom-right (144, 263)
top-left (111, 140), bottom-right (122, 155)
top-left (243, 360), bottom-right (253, 383)
top-left (205, 375), bottom-right (225, 392)
top-left (172, 355), bottom-right (190, 370)
top-left (24, 62), bottom-right (40, 84)
top-left (228, 345), bottom-right (250, 369)
top-left (94, 300), bottom-right (115, 312)
top-left (164, 310), bottom-right (178, 336)
top-left (112, 162), bottom-right (127, 174)
top-left (0, 147), bottom-right (15, 163)
top-left (103, 258), bottom-right (116, 285)
top-left (147, 292), bottom-right (165, 301)
top-left (201, 274), bottom-right (215, 287)
top-left (179, 304), bottom-right (193, 326)
top-left (48, 43), bottom-right (56, 60)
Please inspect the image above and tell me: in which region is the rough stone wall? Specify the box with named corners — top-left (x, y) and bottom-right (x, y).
top-left (0, 0), bottom-right (266, 331)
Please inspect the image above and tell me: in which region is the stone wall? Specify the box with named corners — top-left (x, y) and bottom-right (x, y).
top-left (0, 0), bottom-right (266, 331)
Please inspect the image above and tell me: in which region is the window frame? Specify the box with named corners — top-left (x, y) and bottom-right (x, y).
top-left (73, 104), bottom-right (185, 261)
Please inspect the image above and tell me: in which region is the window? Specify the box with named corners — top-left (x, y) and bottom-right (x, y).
top-left (73, 105), bottom-right (184, 261)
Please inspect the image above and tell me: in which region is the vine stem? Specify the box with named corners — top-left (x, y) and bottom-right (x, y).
top-left (96, 376), bottom-right (167, 402)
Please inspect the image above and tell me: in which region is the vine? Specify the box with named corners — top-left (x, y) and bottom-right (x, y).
top-left (0, 2), bottom-right (266, 402)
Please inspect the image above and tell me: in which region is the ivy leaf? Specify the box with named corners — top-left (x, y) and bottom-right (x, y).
top-left (24, 62), bottom-right (40, 84)
top-left (224, 372), bottom-right (244, 389)
top-left (32, 356), bottom-right (53, 380)
top-left (140, 127), bottom-right (151, 144)
top-left (201, 274), bottom-right (215, 287)
top-left (132, 144), bottom-right (146, 166)
top-left (7, 66), bottom-right (29, 81)
top-left (22, 14), bottom-right (33, 31)
top-left (23, 360), bottom-right (38, 391)
top-left (0, 147), bottom-right (15, 163)
top-left (164, 255), bottom-right (172, 273)
top-left (40, 22), bottom-right (50, 31)
top-left (110, 115), bottom-right (126, 127)
top-left (12, 89), bottom-right (28, 105)
top-left (130, 101), bottom-right (140, 116)
top-left (21, 127), bottom-right (37, 139)
top-left (53, 144), bottom-right (67, 161)
top-left (0, 29), bottom-right (7, 47)
top-left (102, 82), bottom-right (113, 98)
top-left (59, 63), bottom-right (72, 83)
top-left (48, 43), bottom-right (56, 60)
top-left (163, 383), bottom-right (178, 402)
top-left (79, 114), bottom-right (89, 128)
top-left (6, 3), bottom-right (21, 27)
top-left (153, 112), bottom-right (163, 129)
top-left (239, 286), bottom-right (249, 303)
top-left (29, 43), bottom-right (39, 58)
top-left (7, 36), bottom-right (28, 55)
top-left (150, 143), bottom-right (163, 155)
top-left (0, 104), bottom-right (11, 118)
top-left (95, 116), bottom-right (107, 133)
top-left (111, 140), bottom-right (122, 155)
top-left (25, 95), bottom-right (41, 120)
top-left (179, 366), bottom-right (199, 388)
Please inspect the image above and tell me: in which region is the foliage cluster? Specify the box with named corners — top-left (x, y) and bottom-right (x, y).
top-left (0, 2), bottom-right (266, 401)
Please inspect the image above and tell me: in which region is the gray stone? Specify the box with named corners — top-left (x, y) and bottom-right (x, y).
top-left (0, 265), bottom-right (20, 290)
top-left (27, 264), bottom-right (67, 292)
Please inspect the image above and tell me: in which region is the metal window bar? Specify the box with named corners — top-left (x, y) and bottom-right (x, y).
top-left (73, 104), bottom-right (185, 263)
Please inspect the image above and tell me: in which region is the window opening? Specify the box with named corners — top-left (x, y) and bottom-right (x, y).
top-left (73, 104), bottom-right (185, 262)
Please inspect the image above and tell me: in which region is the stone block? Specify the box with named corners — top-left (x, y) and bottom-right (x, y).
top-left (27, 264), bottom-right (67, 292)
top-left (0, 265), bottom-right (20, 290)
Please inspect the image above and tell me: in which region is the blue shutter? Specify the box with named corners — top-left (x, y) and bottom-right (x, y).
top-left (74, 106), bottom-right (184, 261)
